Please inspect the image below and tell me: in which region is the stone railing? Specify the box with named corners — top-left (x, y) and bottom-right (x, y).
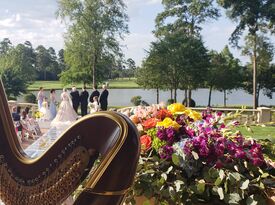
top-left (8, 101), bottom-right (37, 112)
top-left (191, 107), bottom-right (274, 124)
top-left (117, 106), bottom-right (274, 124)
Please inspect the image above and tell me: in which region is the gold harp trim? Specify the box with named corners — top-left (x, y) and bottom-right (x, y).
top-left (85, 111), bottom-right (128, 189)
top-left (84, 187), bottom-right (130, 196)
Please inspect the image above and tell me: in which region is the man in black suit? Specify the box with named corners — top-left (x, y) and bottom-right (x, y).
top-left (89, 85), bottom-right (100, 103)
top-left (80, 86), bottom-right (89, 116)
top-left (99, 84), bottom-right (109, 111)
top-left (70, 86), bottom-right (80, 113)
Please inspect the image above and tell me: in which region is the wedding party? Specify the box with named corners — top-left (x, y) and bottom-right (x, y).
top-left (0, 0), bottom-right (274, 205)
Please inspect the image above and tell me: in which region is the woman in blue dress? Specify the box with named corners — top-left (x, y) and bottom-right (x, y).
top-left (49, 89), bottom-right (57, 120)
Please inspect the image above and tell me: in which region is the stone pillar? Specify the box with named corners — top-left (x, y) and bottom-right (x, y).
top-left (257, 107), bottom-right (271, 123)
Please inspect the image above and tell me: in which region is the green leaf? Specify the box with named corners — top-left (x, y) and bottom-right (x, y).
top-left (240, 179), bottom-right (250, 190)
top-left (224, 180), bottom-right (228, 193)
top-left (197, 179), bottom-right (206, 194)
top-left (261, 173), bottom-right (269, 178)
top-left (161, 173), bottom-right (167, 181)
top-left (215, 177), bottom-right (223, 186)
top-left (219, 169), bottom-right (225, 180)
top-left (225, 193), bottom-right (241, 204)
top-left (143, 200), bottom-right (152, 205)
top-left (229, 172), bottom-right (241, 182)
top-left (166, 166), bottom-right (173, 174)
top-left (174, 180), bottom-right (184, 192)
top-left (217, 187), bottom-right (224, 200)
top-left (246, 195), bottom-right (258, 205)
top-left (172, 154), bottom-right (180, 166)
top-left (192, 151), bottom-right (199, 160)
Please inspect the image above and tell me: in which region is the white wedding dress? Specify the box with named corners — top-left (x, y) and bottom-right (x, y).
top-left (51, 92), bottom-right (78, 129)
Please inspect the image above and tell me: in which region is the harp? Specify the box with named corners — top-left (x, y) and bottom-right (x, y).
top-left (0, 80), bottom-right (140, 205)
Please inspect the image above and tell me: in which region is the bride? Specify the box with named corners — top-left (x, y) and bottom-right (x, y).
top-left (51, 88), bottom-right (78, 128)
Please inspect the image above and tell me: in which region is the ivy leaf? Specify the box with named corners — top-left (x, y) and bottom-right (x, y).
top-left (217, 187), bottom-right (224, 200)
top-left (161, 173), bottom-right (167, 181)
top-left (240, 179), bottom-right (249, 190)
top-left (219, 169), bottom-right (225, 180)
top-left (192, 151), bottom-right (199, 160)
top-left (197, 179), bottom-right (206, 194)
top-left (229, 172), bottom-right (241, 182)
top-left (166, 166), bottom-right (173, 174)
top-left (225, 193), bottom-right (241, 204)
top-left (143, 200), bottom-right (151, 205)
top-left (261, 173), bottom-right (269, 178)
top-left (174, 180), bottom-right (184, 192)
top-left (172, 154), bottom-right (180, 166)
top-left (215, 177), bottom-right (223, 186)
top-left (246, 195), bottom-right (258, 205)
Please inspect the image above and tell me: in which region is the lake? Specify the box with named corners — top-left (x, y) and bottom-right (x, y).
top-left (18, 88), bottom-right (275, 107)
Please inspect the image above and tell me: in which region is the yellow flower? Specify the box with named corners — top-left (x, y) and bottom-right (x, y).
top-left (156, 117), bottom-right (181, 130)
top-left (167, 103), bottom-right (186, 114)
top-left (184, 109), bottom-right (202, 121)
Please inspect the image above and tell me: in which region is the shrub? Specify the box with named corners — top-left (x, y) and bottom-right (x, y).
top-left (24, 93), bottom-right (36, 103)
top-left (167, 99), bottom-right (174, 105)
top-left (131, 96), bottom-right (142, 106)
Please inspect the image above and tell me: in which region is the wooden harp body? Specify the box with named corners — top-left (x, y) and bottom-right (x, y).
top-left (0, 80), bottom-right (140, 205)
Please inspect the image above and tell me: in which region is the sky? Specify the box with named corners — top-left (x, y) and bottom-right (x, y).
top-left (0, 0), bottom-right (274, 66)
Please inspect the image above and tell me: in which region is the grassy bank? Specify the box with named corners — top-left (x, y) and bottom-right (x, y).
top-left (28, 78), bottom-right (140, 91)
top-left (235, 125), bottom-right (275, 141)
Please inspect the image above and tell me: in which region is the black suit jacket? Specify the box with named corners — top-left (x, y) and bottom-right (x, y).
top-left (89, 90), bottom-right (100, 103)
top-left (80, 90), bottom-right (89, 106)
top-left (99, 89), bottom-right (109, 107)
top-left (70, 91), bottom-right (80, 106)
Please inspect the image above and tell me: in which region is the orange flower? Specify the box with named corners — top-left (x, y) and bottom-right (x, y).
top-left (130, 115), bottom-right (140, 124)
top-left (142, 118), bottom-right (159, 130)
top-left (140, 135), bottom-right (152, 151)
top-left (156, 109), bottom-right (173, 120)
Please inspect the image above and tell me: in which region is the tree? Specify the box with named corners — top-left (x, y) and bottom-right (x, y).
top-left (1, 68), bottom-right (27, 99)
top-left (138, 32), bottom-right (209, 103)
top-left (0, 39), bottom-right (35, 98)
top-left (218, 0), bottom-right (275, 108)
top-left (207, 46), bottom-right (242, 107)
top-left (47, 47), bottom-right (60, 80)
top-left (155, 0), bottom-right (219, 105)
top-left (58, 49), bottom-right (66, 72)
top-left (242, 35), bottom-right (275, 105)
top-left (0, 38), bottom-right (12, 55)
top-left (57, 0), bottom-right (128, 86)
top-left (136, 49), bottom-right (166, 103)
top-left (35, 45), bottom-right (51, 80)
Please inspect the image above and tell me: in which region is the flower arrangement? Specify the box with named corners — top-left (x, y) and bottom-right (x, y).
top-left (124, 104), bottom-right (275, 205)
top-left (34, 110), bottom-right (43, 119)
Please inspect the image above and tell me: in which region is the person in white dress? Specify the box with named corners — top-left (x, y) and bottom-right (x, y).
top-left (49, 89), bottom-right (57, 120)
top-left (89, 96), bottom-right (100, 113)
top-left (37, 87), bottom-right (45, 110)
top-left (51, 88), bottom-right (78, 128)
top-left (40, 97), bottom-right (52, 121)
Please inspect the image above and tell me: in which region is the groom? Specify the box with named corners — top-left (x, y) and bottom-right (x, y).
top-left (70, 86), bottom-right (80, 113)
top-left (80, 86), bottom-right (89, 116)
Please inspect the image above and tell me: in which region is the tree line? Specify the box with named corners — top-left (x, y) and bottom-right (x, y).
top-left (136, 0), bottom-right (275, 108)
top-left (0, 0), bottom-right (274, 108)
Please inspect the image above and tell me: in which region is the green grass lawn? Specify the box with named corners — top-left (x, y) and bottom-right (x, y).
top-left (235, 125), bottom-right (275, 142)
top-left (28, 78), bottom-right (140, 90)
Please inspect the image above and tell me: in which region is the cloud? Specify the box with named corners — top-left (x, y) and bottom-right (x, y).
top-left (122, 32), bottom-right (156, 65)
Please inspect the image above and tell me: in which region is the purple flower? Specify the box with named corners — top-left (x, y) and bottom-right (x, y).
top-left (166, 127), bottom-right (176, 143)
top-left (234, 148), bottom-right (246, 159)
top-left (251, 158), bottom-right (264, 166)
top-left (183, 140), bottom-right (192, 155)
top-left (159, 145), bottom-right (174, 159)
top-left (176, 115), bottom-right (186, 126)
top-left (157, 127), bottom-right (167, 141)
